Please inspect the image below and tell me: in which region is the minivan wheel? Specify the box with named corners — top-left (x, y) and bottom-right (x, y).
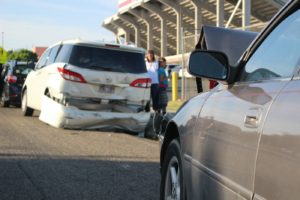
top-left (0, 90), bottom-right (10, 107)
top-left (160, 139), bottom-right (184, 200)
top-left (21, 90), bottom-right (33, 116)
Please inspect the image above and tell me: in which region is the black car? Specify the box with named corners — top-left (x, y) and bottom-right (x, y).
top-left (0, 60), bottom-right (34, 107)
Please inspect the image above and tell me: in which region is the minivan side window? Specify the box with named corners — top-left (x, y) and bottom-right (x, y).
top-left (35, 49), bottom-right (51, 70)
top-left (46, 45), bottom-right (61, 65)
top-left (241, 10), bottom-right (300, 82)
top-left (55, 44), bottom-right (73, 63)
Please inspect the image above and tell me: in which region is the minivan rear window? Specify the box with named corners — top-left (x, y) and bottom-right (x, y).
top-left (68, 45), bottom-right (147, 74)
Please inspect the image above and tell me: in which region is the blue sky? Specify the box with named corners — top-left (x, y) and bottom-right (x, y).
top-left (0, 0), bottom-right (119, 50)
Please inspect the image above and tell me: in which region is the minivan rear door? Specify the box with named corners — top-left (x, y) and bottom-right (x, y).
top-left (64, 44), bottom-right (150, 112)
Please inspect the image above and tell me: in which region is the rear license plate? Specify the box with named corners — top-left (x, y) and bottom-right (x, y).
top-left (99, 85), bottom-right (114, 93)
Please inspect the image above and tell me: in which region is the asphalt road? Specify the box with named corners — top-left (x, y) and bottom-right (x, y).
top-left (0, 107), bottom-right (160, 200)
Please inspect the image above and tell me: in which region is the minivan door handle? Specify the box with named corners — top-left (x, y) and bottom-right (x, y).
top-left (244, 107), bottom-right (262, 128)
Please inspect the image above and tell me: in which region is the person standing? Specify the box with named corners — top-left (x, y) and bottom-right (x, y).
top-left (157, 57), bottom-right (168, 114)
top-left (146, 50), bottom-right (159, 111)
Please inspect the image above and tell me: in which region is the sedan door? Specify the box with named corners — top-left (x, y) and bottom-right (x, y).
top-left (185, 82), bottom-right (284, 200)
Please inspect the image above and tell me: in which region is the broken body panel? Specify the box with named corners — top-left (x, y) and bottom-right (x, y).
top-left (39, 96), bottom-right (150, 133)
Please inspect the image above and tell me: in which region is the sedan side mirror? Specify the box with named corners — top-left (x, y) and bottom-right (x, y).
top-left (188, 50), bottom-right (229, 81)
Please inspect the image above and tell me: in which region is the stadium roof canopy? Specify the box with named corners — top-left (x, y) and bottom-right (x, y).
top-left (103, 0), bottom-right (286, 58)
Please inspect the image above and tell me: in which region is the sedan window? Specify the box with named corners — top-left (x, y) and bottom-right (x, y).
top-left (241, 9), bottom-right (300, 82)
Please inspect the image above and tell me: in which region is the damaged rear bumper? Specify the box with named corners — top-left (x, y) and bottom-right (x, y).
top-left (39, 96), bottom-right (150, 133)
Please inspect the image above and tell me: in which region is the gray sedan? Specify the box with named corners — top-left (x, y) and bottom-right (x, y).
top-left (160, 1), bottom-right (300, 199)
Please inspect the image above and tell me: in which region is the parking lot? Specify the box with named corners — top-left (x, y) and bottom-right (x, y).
top-left (0, 107), bottom-right (160, 200)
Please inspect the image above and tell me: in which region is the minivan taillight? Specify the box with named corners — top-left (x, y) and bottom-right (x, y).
top-left (7, 75), bottom-right (17, 83)
top-left (130, 78), bottom-right (151, 88)
top-left (57, 67), bottom-right (86, 83)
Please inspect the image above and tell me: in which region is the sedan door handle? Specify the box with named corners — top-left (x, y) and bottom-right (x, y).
top-left (244, 107), bottom-right (262, 128)
top-left (244, 115), bottom-right (259, 128)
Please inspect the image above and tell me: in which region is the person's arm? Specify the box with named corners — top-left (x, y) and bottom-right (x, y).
top-left (155, 61), bottom-right (159, 71)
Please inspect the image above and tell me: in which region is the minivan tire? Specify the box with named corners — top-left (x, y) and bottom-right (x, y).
top-left (160, 139), bottom-right (185, 200)
top-left (22, 89), bottom-right (34, 116)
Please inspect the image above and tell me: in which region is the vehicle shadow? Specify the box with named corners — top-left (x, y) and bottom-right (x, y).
top-left (0, 153), bottom-right (160, 200)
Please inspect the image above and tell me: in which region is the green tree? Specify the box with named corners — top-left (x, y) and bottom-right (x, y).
top-left (7, 49), bottom-right (38, 62)
top-left (0, 47), bottom-right (8, 64)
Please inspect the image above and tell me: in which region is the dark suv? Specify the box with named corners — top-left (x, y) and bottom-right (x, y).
top-left (0, 60), bottom-right (34, 107)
